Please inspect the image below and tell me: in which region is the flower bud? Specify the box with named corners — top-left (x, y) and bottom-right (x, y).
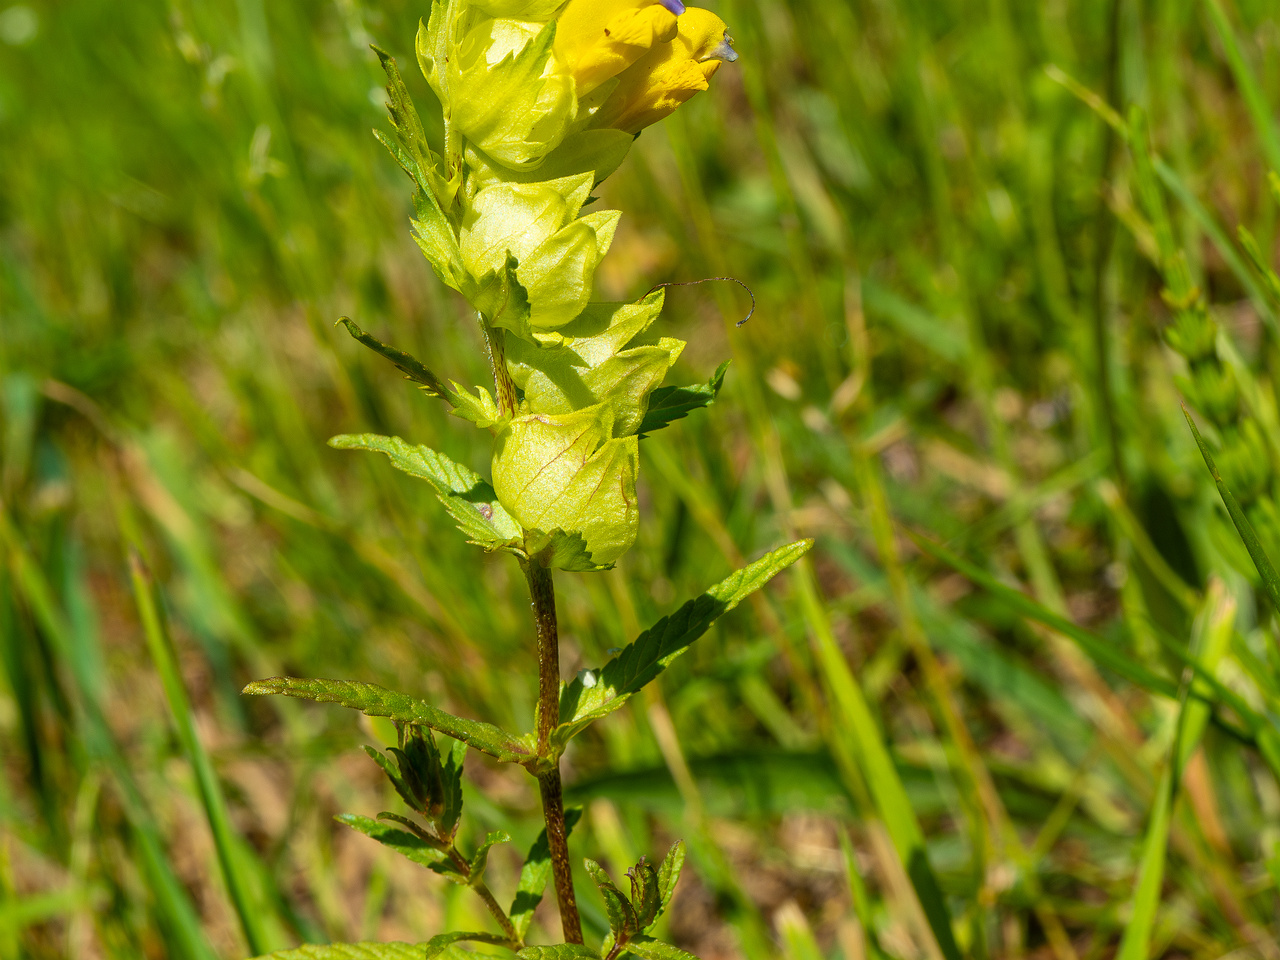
top-left (590, 7), bottom-right (737, 134)
top-left (492, 403), bottom-right (640, 569)
top-left (460, 175), bottom-right (619, 329)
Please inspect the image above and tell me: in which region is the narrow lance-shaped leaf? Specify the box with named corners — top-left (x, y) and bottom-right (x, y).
top-left (254, 942), bottom-right (429, 960)
top-left (628, 858), bottom-right (660, 929)
top-left (638, 360), bottom-right (730, 438)
top-left (1184, 405), bottom-right (1280, 611)
top-left (1115, 585), bottom-right (1235, 960)
top-left (371, 46), bottom-right (463, 286)
top-left (656, 840), bottom-right (685, 918)
top-left (339, 317), bottom-right (453, 401)
top-left (468, 831), bottom-right (511, 886)
top-left (516, 948), bottom-right (601, 960)
top-left (585, 858), bottom-right (638, 940)
top-left (510, 807), bottom-right (583, 939)
top-left (334, 814), bottom-right (460, 880)
top-left (439, 737), bottom-right (467, 840)
top-left (328, 434), bottom-right (522, 551)
top-left (626, 938), bottom-right (701, 960)
top-left (554, 540), bottom-right (813, 746)
top-left (424, 932), bottom-right (515, 959)
top-left (242, 677), bottom-right (532, 764)
top-left (362, 745), bottom-right (418, 812)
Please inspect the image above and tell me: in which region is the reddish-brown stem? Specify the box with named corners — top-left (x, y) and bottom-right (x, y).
top-left (525, 560), bottom-right (583, 943)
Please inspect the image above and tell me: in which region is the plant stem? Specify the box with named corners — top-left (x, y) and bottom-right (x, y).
top-left (524, 560), bottom-right (583, 943)
top-left (444, 846), bottom-right (520, 944)
top-left (481, 316), bottom-right (519, 418)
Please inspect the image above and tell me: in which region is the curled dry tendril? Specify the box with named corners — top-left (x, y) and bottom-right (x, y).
top-left (643, 276), bottom-right (756, 326)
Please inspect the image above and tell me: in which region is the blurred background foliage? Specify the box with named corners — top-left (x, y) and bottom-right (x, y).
top-left (8, 0), bottom-right (1280, 957)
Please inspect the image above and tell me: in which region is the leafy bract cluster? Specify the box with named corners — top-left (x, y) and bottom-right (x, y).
top-left (354, 0), bottom-right (736, 571)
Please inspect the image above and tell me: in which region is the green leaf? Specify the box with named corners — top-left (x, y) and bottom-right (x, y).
top-left (448, 382), bottom-right (504, 429)
top-left (638, 361), bottom-right (729, 438)
top-left (423, 932), bottom-right (513, 959)
top-left (510, 807), bottom-right (583, 939)
top-left (328, 434), bottom-right (522, 551)
top-left (535, 529), bottom-right (614, 573)
top-left (339, 317), bottom-right (452, 400)
top-left (242, 677), bottom-right (533, 764)
top-left (516, 948), bottom-right (600, 960)
top-left (1184, 406), bottom-right (1280, 611)
top-left (554, 540), bottom-right (813, 746)
top-left (468, 831), bottom-right (511, 886)
top-left (655, 841), bottom-right (684, 919)
top-left (254, 942), bottom-right (427, 960)
top-left (371, 47), bottom-right (463, 287)
top-left (626, 937), bottom-right (700, 960)
top-left (628, 858), bottom-right (660, 929)
top-left (439, 737), bottom-right (467, 840)
top-left (584, 858), bottom-right (638, 939)
top-left (362, 745), bottom-right (418, 813)
top-left (462, 253), bottom-right (534, 338)
top-left (335, 815), bottom-right (459, 879)
top-left (371, 45), bottom-right (434, 192)
top-left (389, 725), bottom-right (445, 821)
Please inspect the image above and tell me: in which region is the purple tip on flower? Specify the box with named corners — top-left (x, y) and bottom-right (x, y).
top-left (705, 33), bottom-right (738, 63)
top-left (660, 0), bottom-right (686, 14)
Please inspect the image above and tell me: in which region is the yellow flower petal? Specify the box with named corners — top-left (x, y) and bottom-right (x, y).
top-left (554, 0), bottom-right (680, 94)
top-left (589, 7), bottom-right (735, 134)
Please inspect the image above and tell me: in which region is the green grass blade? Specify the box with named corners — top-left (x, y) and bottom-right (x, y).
top-left (128, 552), bottom-right (277, 955)
top-left (1117, 584), bottom-right (1234, 959)
top-left (1204, 0), bottom-right (1280, 175)
top-left (0, 506), bottom-right (216, 960)
top-left (911, 534), bottom-right (1179, 697)
top-left (1152, 159), bottom-right (1276, 327)
top-left (793, 562), bottom-right (962, 960)
top-left (1183, 406), bottom-right (1280, 610)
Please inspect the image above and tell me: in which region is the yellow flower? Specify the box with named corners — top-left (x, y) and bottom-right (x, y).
top-left (589, 7), bottom-right (737, 135)
top-left (553, 0), bottom-right (685, 95)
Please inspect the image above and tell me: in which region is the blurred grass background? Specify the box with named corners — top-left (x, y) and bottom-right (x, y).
top-left (8, 0), bottom-right (1280, 957)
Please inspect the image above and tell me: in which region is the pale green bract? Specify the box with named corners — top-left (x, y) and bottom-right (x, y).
top-left (460, 175), bottom-right (620, 331)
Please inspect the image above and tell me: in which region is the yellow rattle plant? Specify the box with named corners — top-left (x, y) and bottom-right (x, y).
top-left (243, 2), bottom-right (808, 957)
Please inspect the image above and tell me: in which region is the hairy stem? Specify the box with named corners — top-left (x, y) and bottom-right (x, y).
top-left (475, 880), bottom-right (520, 945)
top-left (481, 316), bottom-right (519, 418)
top-left (525, 560), bottom-right (583, 943)
top-left (445, 846), bottom-right (520, 944)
